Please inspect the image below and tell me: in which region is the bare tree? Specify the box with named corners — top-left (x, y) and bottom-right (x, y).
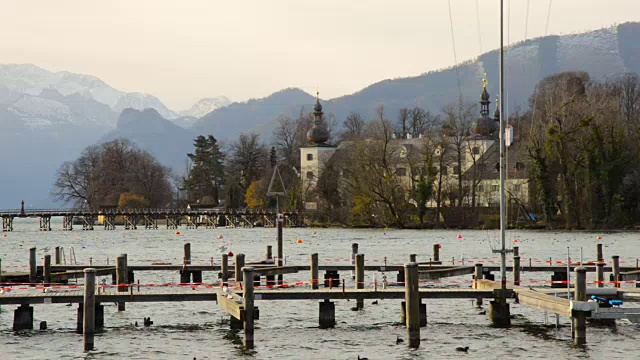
top-left (396, 108), bottom-right (410, 137)
top-left (272, 115), bottom-right (298, 166)
top-left (228, 133), bottom-right (268, 195)
top-left (442, 103), bottom-right (476, 207)
top-left (340, 112), bottom-right (366, 141)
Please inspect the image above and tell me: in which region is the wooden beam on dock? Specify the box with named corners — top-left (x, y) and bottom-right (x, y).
top-left (217, 291), bottom-right (244, 320)
top-left (419, 266), bottom-right (474, 280)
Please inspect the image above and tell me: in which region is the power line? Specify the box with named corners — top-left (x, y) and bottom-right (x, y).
top-left (475, 0), bottom-right (483, 54)
top-left (447, 0), bottom-right (463, 106)
top-left (545, 0), bottom-right (553, 35)
top-left (524, 0), bottom-right (531, 40)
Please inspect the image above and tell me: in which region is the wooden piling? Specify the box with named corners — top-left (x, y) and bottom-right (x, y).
top-left (612, 255), bottom-right (620, 288)
top-left (29, 247), bottom-right (37, 283)
top-left (474, 263), bottom-right (483, 306)
top-left (277, 215), bottom-right (283, 285)
top-left (433, 244), bottom-right (440, 262)
top-left (513, 246), bottom-right (519, 257)
top-left (596, 243), bottom-right (603, 262)
top-left (409, 254), bottom-right (417, 263)
top-left (513, 256), bottom-right (521, 286)
top-left (319, 299), bottom-right (336, 328)
top-left (221, 253), bottom-right (229, 287)
top-left (351, 243), bottom-right (359, 279)
top-left (355, 253), bottom-right (365, 310)
top-left (54, 246), bottom-right (61, 265)
top-left (116, 254), bottom-right (127, 311)
top-left (184, 243), bottom-right (191, 265)
top-left (404, 262), bottom-right (420, 348)
top-left (311, 253), bottom-right (319, 290)
top-left (235, 253), bottom-right (245, 282)
top-left (83, 268), bottom-right (96, 352)
top-left (266, 245), bottom-right (273, 262)
top-left (596, 261), bottom-right (604, 288)
top-left (43, 255), bottom-right (51, 284)
top-left (573, 267), bottom-right (587, 346)
top-left (242, 266), bottom-right (255, 350)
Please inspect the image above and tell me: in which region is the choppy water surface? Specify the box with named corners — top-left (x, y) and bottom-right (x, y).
top-left (1, 218), bottom-right (639, 359)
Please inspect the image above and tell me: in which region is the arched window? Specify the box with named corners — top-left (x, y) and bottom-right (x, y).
top-left (306, 154), bottom-right (314, 161)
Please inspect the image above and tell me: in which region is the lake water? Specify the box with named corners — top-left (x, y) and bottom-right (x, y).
top-left (1, 218), bottom-right (639, 359)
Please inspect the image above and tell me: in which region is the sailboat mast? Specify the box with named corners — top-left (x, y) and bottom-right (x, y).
top-left (499, 0), bottom-right (507, 290)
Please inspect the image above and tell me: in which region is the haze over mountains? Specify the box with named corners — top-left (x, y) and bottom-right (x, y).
top-left (0, 22), bottom-right (638, 208)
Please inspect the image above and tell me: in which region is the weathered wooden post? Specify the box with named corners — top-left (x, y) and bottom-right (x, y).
top-left (596, 243), bottom-right (603, 262)
top-left (355, 253), bottom-right (365, 310)
top-left (83, 268), bottom-right (96, 352)
top-left (184, 243), bottom-right (191, 265)
top-left (319, 299), bottom-right (335, 328)
top-left (596, 261), bottom-right (604, 288)
top-left (513, 256), bottom-right (521, 286)
top-left (474, 263), bottom-right (483, 307)
top-left (116, 254), bottom-right (127, 311)
top-left (43, 255), bottom-right (51, 284)
top-left (433, 244), bottom-right (440, 262)
top-left (409, 254), bottom-right (417, 263)
top-left (221, 253), bottom-right (229, 287)
top-left (54, 246), bottom-right (61, 265)
top-left (266, 245), bottom-right (273, 262)
top-left (574, 267), bottom-right (587, 346)
top-left (29, 247), bottom-right (37, 283)
top-left (351, 243), bottom-right (359, 279)
top-left (235, 253), bottom-right (245, 282)
top-left (612, 255), bottom-right (620, 288)
top-left (404, 262), bottom-right (420, 348)
top-left (311, 253), bottom-right (319, 290)
top-left (277, 214), bottom-right (284, 285)
top-left (242, 266), bottom-right (255, 350)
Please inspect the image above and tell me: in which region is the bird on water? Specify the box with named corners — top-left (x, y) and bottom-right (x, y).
top-left (371, 300), bottom-right (378, 305)
top-left (396, 336), bottom-right (404, 344)
top-left (358, 356), bottom-right (368, 360)
top-left (456, 346), bottom-right (469, 352)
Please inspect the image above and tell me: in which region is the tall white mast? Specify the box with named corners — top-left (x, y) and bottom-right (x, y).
top-left (499, 0), bottom-right (507, 291)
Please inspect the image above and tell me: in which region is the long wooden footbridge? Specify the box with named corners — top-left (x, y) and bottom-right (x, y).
top-left (0, 207), bottom-right (303, 231)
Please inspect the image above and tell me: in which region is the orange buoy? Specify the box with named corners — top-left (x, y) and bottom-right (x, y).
top-left (457, 234), bottom-right (463, 239)
top-left (296, 239), bottom-right (303, 244)
top-left (175, 231), bottom-right (181, 235)
top-left (438, 244), bottom-right (442, 249)
top-left (597, 236), bottom-right (602, 241)
top-left (227, 251), bottom-right (234, 256)
top-left (2, 234), bottom-right (6, 237)
top-left (513, 239), bottom-right (519, 243)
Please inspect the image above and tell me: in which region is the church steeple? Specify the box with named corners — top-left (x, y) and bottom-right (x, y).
top-left (307, 91), bottom-right (329, 145)
top-left (480, 73), bottom-right (490, 117)
top-left (493, 98), bottom-right (500, 122)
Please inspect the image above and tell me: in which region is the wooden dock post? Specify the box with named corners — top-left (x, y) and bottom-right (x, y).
top-left (277, 214), bottom-right (284, 285)
top-left (474, 263), bottom-right (483, 307)
top-left (513, 246), bottom-right (519, 257)
top-left (54, 246), bottom-right (61, 265)
top-left (221, 253), bottom-right (229, 287)
top-left (355, 253), bottom-right (365, 310)
top-left (319, 299), bottom-right (336, 328)
top-left (409, 254), bottom-right (417, 263)
top-left (116, 254), bottom-right (127, 311)
top-left (266, 245), bottom-right (273, 262)
top-left (311, 253), bottom-right (319, 290)
top-left (596, 261), bottom-right (604, 288)
top-left (184, 243), bottom-right (191, 265)
top-left (612, 255), bottom-right (620, 288)
top-left (29, 247), bottom-right (37, 283)
top-left (242, 266), bottom-right (255, 350)
top-left (597, 243), bottom-right (603, 262)
top-left (43, 254), bottom-right (51, 284)
top-left (13, 304), bottom-right (34, 331)
top-left (235, 253), bottom-right (245, 282)
top-left (404, 262), bottom-right (420, 348)
top-left (573, 267), bottom-right (587, 346)
top-left (351, 243), bottom-right (359, 279)
top-left (513, 256), bottom-right (521, 286)
top-left (83, 268), bottom-right (96, 352)
top-left (433, 244), bottom-right (440, 262)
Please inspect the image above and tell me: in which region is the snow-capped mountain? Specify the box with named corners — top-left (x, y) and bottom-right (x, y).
top-left (179, 96), bottom-right (231, 118)
top-left (0, 64), bottom-right (177, 120)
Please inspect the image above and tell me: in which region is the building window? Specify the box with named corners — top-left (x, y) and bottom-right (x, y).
top-left (492, 185), bottom-right (499, 192)
top-left (515, 162), bottom-right (525, 170)
top-left (495, 163), bottom-right (500, 173)
top-left (515, 184), bottom-right (522, 192)
top-left (478, 185), bottom-right (484, 192)
top-left (306, 171), bottom-right (314, 179)
top-left (307, 154), bottom-right (314, 161)
top-left (396, 167), bottom-right (407, 176)
top-left (472, 146), bottom-right (480, 155)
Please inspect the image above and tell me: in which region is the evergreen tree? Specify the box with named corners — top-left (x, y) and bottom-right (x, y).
top-left (183, 135), bottom-right (225, 205)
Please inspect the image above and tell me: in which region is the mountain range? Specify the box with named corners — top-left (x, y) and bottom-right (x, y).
top-left (0, 22), bottom-right (638, 208)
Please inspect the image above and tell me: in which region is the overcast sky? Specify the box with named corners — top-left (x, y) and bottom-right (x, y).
top-left (3, 1), bottom-right (639, 110)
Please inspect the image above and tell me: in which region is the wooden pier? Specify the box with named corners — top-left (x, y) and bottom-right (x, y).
top-left (0, 207), bottom-right (303, 231)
